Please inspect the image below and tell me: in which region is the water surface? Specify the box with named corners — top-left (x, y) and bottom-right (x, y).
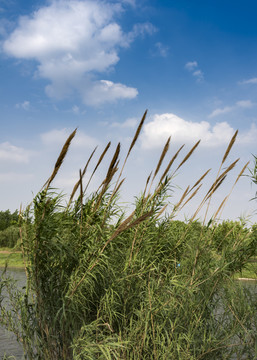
top-left (0, 268), bottom-right (26, 359)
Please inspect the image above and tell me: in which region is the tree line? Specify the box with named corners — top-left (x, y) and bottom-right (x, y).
top-left (0, 209), bottom-right (20, 248)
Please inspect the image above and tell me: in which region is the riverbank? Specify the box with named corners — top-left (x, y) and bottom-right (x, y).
top-left (0, 248), bottom-right (256, 279)
top-left (0, 249), bottom-right (23, 268)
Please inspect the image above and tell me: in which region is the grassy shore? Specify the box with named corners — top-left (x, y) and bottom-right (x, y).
top-left (0, 248), bottom-right (256, 278)
top-left (0, 249), bottom-right (23, 268)
top-left (234, 260), bottom-right (257, 279)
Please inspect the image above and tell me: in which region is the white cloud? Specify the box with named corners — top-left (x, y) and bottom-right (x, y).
top-left (239, 77), bottom-right (257, 85)
top-left (0, 142), bottom-right (30, 163)
top-left (111, 117), bottom-right (137, 128)
top-left (152, 42), bottom-right (169, 57)
top-left (81, 80), bottom-right (138, 106)
top-left (2, 0), bottom-right (149, 105)
top-left (72, 105), bottom-right (80, 114)
top-left (185, 61), bottom-right (204, 82)
top-left (41, 128), bottom-right (98, 148)
top-left (128, 22), bottom-right (157, 41)
top-left (192, 69), bottom-right (204, 82)
top-left (15, 100), bottom-right (30, 110)
top-left (141, 113), bottom-right (257, 149)
top-left (209, 99), bottom-right (255, 118)
top-left (208, 106), bottom-right (233, 118)
top-left (185, 61), bottom-right (198, 71)
top-left (0, 172), bottom-right (33, 183)
top-left (236, 100), bottom-right (254, 108)
top-left (237, 123), bottom-right (257, 144)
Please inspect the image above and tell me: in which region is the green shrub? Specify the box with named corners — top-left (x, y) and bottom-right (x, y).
top-left (0, 115), bottom-right (256, 359)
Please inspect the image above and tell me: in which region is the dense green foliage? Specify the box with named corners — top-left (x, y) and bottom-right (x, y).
top-left (1, 191), bottom-right (256, 360)
top-left (0, 225), bottom-right (20, 248)
top-left (0, 210), bottom-right (18, 231)
top-left (0, 120), bottom-right (256, 359)
top-left (0, 210), bottom-right (19, 248)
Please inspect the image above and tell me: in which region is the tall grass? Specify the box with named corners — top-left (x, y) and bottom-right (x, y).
top-left (0, 112), bottom-right (256, 359)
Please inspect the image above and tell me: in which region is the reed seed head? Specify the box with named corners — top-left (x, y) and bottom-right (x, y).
top-left (45, 128), bottom-right (77, 190)
top-left (222, 130), bottom-right (238, 165)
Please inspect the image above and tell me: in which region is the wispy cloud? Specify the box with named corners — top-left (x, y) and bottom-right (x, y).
top-left (3, 0), bottom-right (153, 105)
top-left (141, 112), bottom-right (257, 149)
top-left (185, 61), bottom-right (198, 71)
top-left (151, 42), bottom-right (169, 57)
top-left (185, 61), bottom-right (204, 82)
top-left (72, 105), bottom-right (80, 114)
top-left (239, 77), bottom-right (257, 85)
top-left (0, 142), bottom-right (30, 163)
top-left (41, 128), bottom-right (98, 149)
top-left (208, 106), bottom-right (233, 118)
top-left (110, 117), bottom-right (137, 128)
top-left (15, 100), bottom-right (30, 110)
top-left (209, 99), bottom-right (255, 118)
top-left (236, 100), bottom-right (254, 108)
top-left (192, 69), bottom-right (204, 82)
top-left (0, 172), bottom-right (33, 183)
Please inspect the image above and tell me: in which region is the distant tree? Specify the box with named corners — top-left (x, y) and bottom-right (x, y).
top-left (0, 209), bottom-right (19, 231)
top-left (0, 225), bottom-right (20, 248)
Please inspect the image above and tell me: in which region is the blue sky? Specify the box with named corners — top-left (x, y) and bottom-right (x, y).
top-left (0, 0), bottom-right (257, 222)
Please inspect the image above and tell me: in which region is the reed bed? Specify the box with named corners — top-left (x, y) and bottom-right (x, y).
top-left (0, 111), bottom-right (256, 360)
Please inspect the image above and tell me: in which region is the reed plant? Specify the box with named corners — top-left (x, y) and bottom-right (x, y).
top-left (0, 111), bottom-right (256, 359)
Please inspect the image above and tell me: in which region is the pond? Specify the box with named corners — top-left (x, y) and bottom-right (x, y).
top-left (0, 268), bottom-right (26, 359)
top-left (0, 269), bottom-right (256, 359)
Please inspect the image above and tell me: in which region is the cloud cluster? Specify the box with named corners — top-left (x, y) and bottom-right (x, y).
top-left (185, 61), bottom-right (204, 82)
top-left (141, 113), bottom-right (257, 149)
top-left (3, 0), bottom-right (151, 105)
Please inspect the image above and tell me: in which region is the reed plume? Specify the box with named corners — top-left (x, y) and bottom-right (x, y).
top-left (103, 143), bottom-right (121, 185)
top-left (221, 130), bottom-right (238, 165)
top-left (213, 161), bottom-right (250, 219)
top-left (68, 146), bottom-right (97, 205)
top-left (180, 184), bottom-right (202, 210)
top-left (84, 142), bottom-right (111, 194)
top-left (114, 110), bottom-right (148, 193)
top-left (104, 210), bottom-right (153, 247)
top-left (205, 175), bottom-right (227, 200)
top-left (147, 136), bottom-right (171, 198)
top-left (171, 185), bottom-right (190, 215)
top-left (94, 144), bottom-right (120, 210)
top-left (44, 128), bottom-right (77, 191)
top-left (153, 136), bottom-right (171, 180)
top-left (189, 169), bottom-right (211, 193)
top-left (206, 159), bottom-right (239, 198)
top-left (174, 140), bottom-right (201, 173)
top-left (158, 144), bottom-right (185, 185)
